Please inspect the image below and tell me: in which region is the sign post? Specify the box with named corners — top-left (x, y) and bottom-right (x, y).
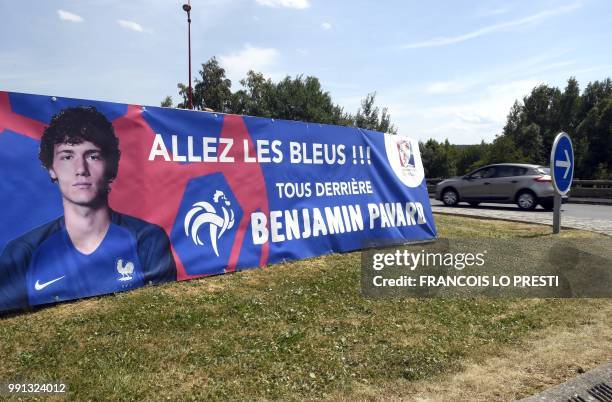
top-left (552, 193), bottom-right (562, 233)
top-left (550, 132), bottom-right (574, 234)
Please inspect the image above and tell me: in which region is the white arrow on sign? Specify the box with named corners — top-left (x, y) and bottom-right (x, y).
top-left (555, 149), bottom-right (571, 179)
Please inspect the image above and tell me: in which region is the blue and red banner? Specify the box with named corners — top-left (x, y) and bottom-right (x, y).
top-left (0, 91), bottom-right (436, 312)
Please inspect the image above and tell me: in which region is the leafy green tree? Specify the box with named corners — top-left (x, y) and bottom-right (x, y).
top-left (572, 136), bottom-right (590, 179)
top-left (354, 92), bottom-right (397, 134)
top-left (268, 75), bottom-right (339, 124)
top-left (160, 96), bottom-right (173, 108)
top-left (594, 163), bottom-right (611, 180)
top-left (178, 57), bottom-right (233, 112)
top-left (454, 142), bottom-right (489, 174)
top-left (522, 84), bottom-right (562, 150)
top-left (413, 77), bottom-right (611, 178)
top-left (176, 83), bottom-right (190, 109)
top-left (517, 123), bottom-right (544, 164)
top-left (167, 57), bottom-right (397, 134)
top-left (577, 98), bottom-right (612, 178)
top-left (491, 77), bottom-right (611, 178)
top-left (579, 78), bottom-right (612, 120)
top-left (420, 139), bottom-right (455, 178)
top-left (231, 70), bottom-right (275, 117)
top-left (503, 101), bottom-right (523, 138)
top-left (481, 135), bottom-right (525, 166)
top-left (559, 77), bottom-right (581, 132)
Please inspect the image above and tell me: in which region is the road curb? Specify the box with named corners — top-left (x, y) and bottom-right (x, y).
top-left (431, 209), bottom-right (612, 237)
top-left (432, 211), bottom-right (572, 230)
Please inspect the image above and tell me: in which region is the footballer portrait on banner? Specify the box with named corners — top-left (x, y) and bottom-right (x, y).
top-left (0, 106), bottom-right (177, 312)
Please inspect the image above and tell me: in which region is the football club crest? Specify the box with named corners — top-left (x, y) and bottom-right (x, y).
top-left (384, 135), bottom-right (425, 188)
top-left (397, 139), bottom-right (415, 169)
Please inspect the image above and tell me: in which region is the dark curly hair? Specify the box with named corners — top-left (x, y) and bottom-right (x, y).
top-left (39, 107), bottom-right (121, 182)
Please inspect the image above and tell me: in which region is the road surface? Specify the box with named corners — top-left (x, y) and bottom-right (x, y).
top-left (429, 199), bottom-right (612, 236)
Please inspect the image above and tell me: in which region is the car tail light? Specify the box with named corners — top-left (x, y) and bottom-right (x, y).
top-left (534, 175), bottom-right (552, 183)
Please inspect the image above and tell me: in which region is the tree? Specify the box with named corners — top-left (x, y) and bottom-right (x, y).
top-left (407, 77), bottom-right (612, 178)
top-left (520, 123), bottom-right (544, 163)
top-left (579, 78), bottom-right (612, 120)
top-left (160, 96), bottom-right (173, 108)
top-left (503, 100), bottom-right (523, 138)
top-left (354, 92), bottom-right (397, 134)
top-left (522, 84), bottom-right (562, 150)
top-left (167, 58), bottom-right (399, 133)
top-left (577, 98), bottom-right (612, 178)
top-left (420, 139), bottom-right (455, 178)
top-left (491, 77), bottom-right (611, 178)
top-left (481, 135), bottom-right (525, 166)
top-left (231, 70), bottom-right (275, 117)
top-left (594, 163), bottom-right (611, 180)
top-left (454, 142), bottom-right (489, 174)
top-left (179, 57), bottom-right (233, 112)
top-left (267, 75), bottom-right (340, 124)
top-left (559, 77), bottom-right (581, 132)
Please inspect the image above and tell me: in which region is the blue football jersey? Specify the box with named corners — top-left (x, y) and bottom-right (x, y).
top-left (0, 211), bottom-right (176, 312)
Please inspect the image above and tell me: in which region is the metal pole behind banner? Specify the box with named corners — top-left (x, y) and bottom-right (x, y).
top-left (182, 2), bottom-right (193, 110)
top-left (553, 194), bottom-right (561, 234)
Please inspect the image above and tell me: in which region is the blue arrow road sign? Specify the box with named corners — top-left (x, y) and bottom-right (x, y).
top-left (550, 132), bottom-right (574, 195)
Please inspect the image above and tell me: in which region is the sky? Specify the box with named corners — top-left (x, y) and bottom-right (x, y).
top-left (0, 0), bottom-right (611, 144)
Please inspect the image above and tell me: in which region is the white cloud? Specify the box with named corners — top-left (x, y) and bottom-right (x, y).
top-left (446, 79), bottom-right (540, 124)
top-left (424, 81), bottom-right (469, 95)
top-left (456, 112), bottom-right (484, 124)
top-left (117, 20), bottom-right (144, 33)
top-left (383, 79), bottom-right (542, 143)
top-left (525, 60), bottom-right (576, 75)
top-left (57, 10), bottom-right (83, 23)
top-left (219, 44), bottom-right (280, 83)
top-left (419, 57), bottom-right (573, 96)
top-left (571, 64), bottom-right (612, 75)
top-left (382, 46), bottom-right (584, 142)
top-left (255, 0), bottom-right (310, 9)
top-left (400, 2), bottom-right (582, 49)
top-left (321, 22), bottom-right (332, 30)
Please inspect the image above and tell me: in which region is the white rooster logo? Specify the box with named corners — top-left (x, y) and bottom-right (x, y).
top-left (184, 190), bottom-right (236, 257)
top-left (117, 259), bottom-right (134, 281)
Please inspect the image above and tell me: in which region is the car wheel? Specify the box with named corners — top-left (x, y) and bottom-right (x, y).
top-left (468, 201), bottom-right (480, 207)
top-left (442, 189), bottom-right (459, 206)
top-left (540, 200), bottom-right (554, 210)
top-left (516, 191), bottom-right (537, 211)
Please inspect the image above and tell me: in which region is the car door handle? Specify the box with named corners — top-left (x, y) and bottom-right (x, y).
top-left (511, 180), bottom-right (518, 183)
top-left (484, 182), bottom-right (490, 185)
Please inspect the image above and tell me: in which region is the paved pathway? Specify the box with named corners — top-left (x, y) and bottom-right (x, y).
top-left (431, 204), bottom-right (612, 236)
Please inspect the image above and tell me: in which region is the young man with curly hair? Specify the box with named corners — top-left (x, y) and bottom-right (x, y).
top-left (0, 107), bottom-right (176, 312)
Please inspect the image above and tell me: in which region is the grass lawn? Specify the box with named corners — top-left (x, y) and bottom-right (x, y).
top-left (1, 215), bottom-right (610, 401)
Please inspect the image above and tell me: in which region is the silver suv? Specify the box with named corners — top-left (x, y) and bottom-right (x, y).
top-left (434, 163), bottom-right (566, 210)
